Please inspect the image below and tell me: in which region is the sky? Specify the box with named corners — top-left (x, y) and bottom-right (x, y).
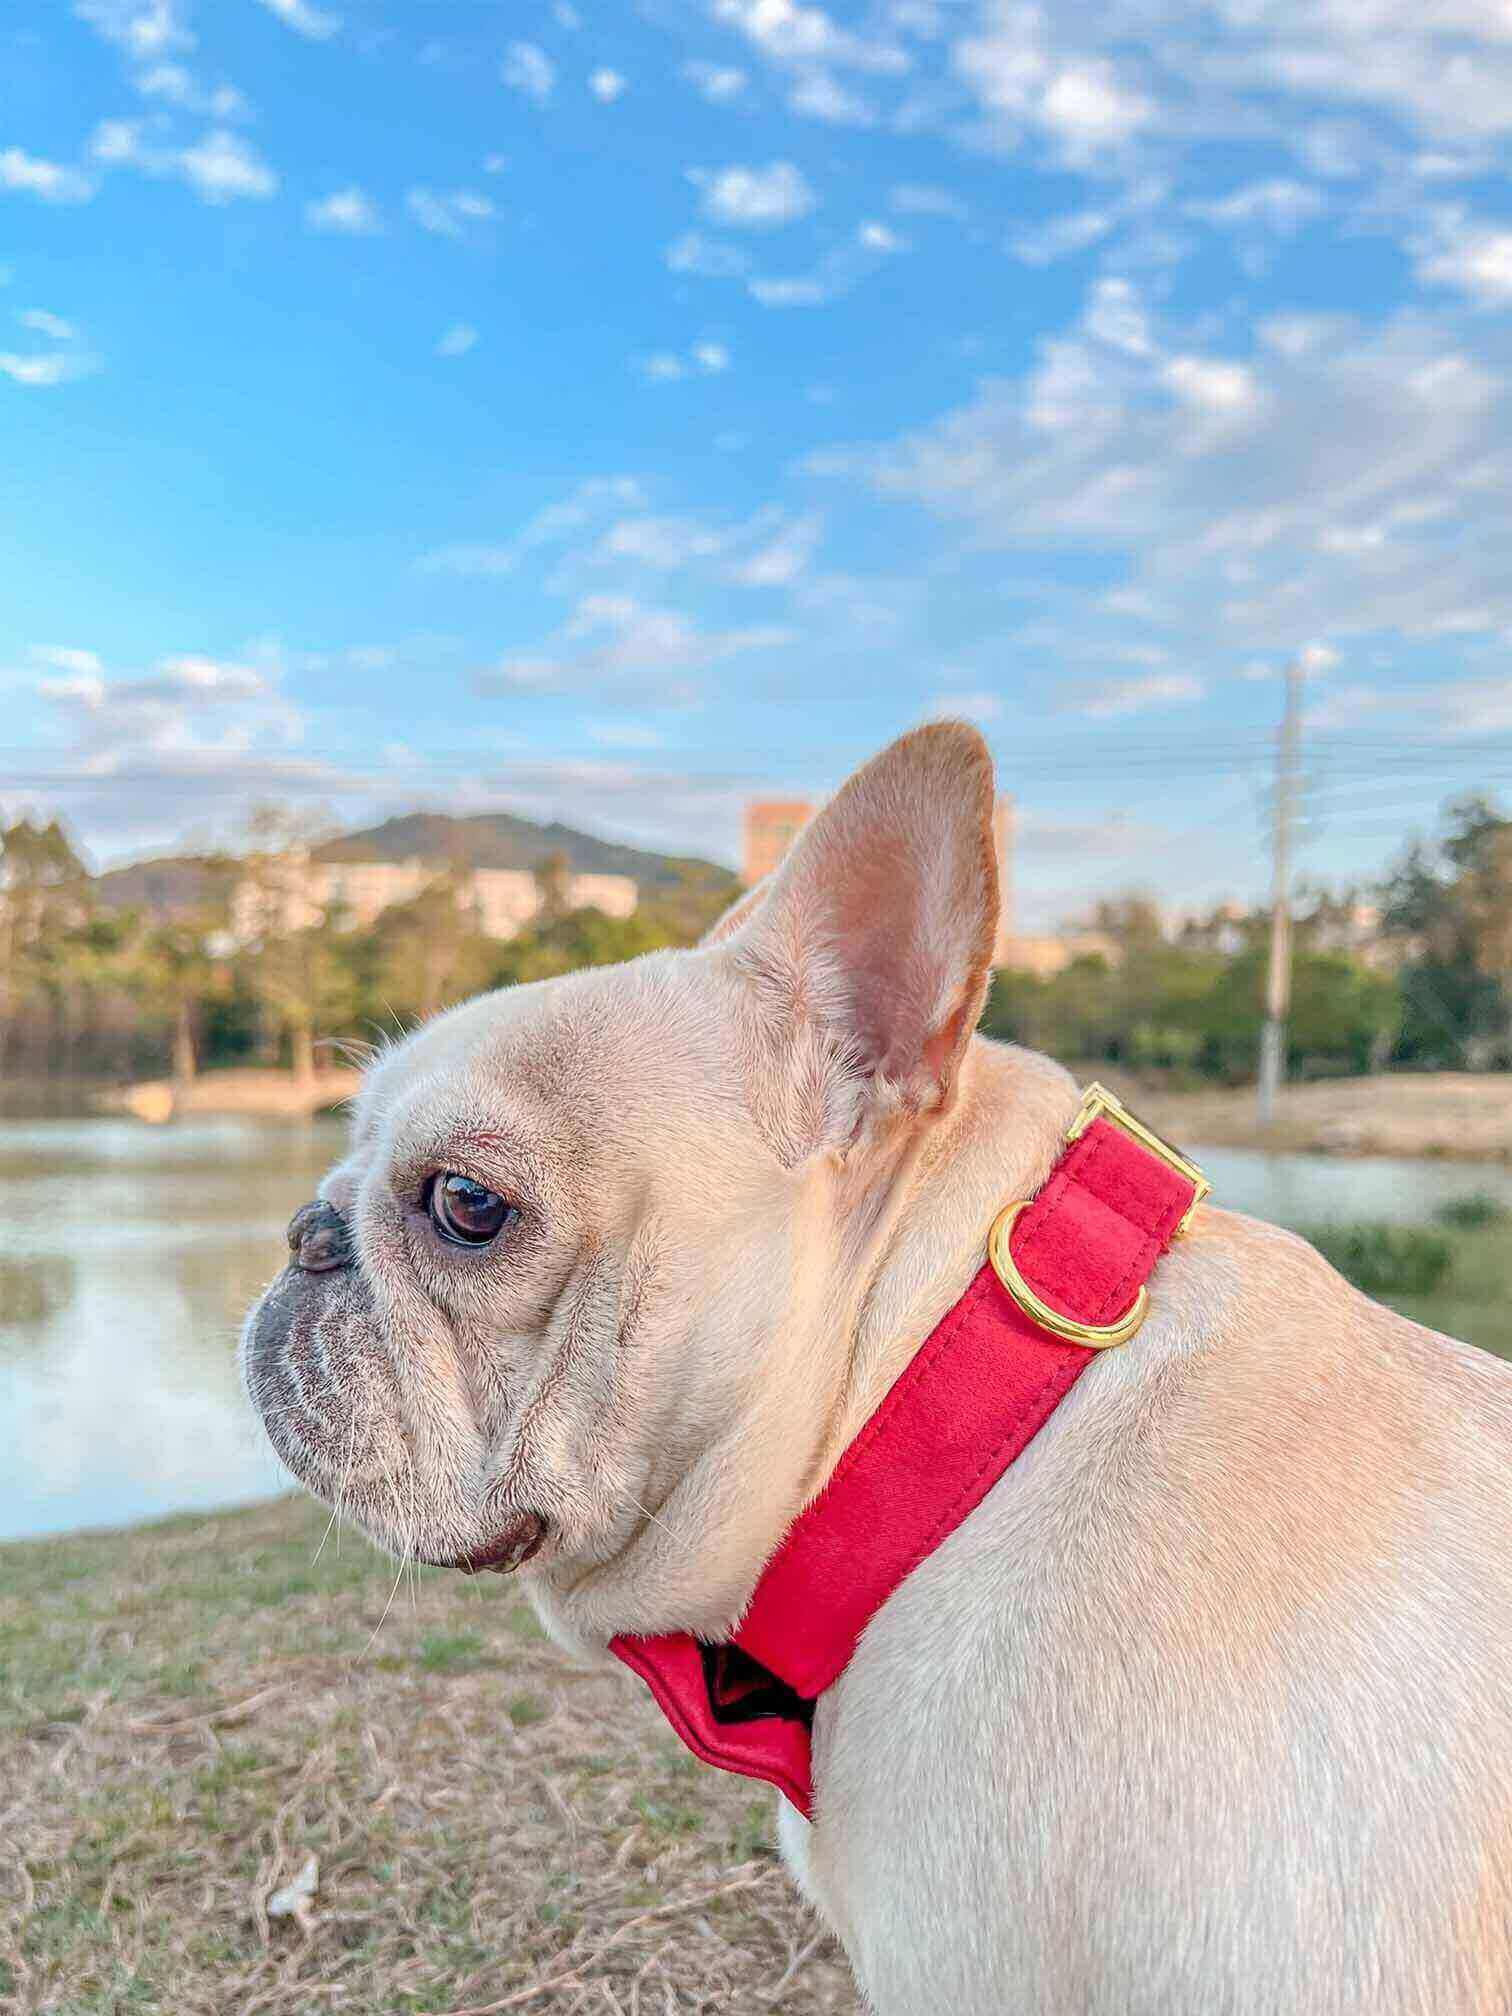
top-left (4, 0), bottom-right (1512, 926)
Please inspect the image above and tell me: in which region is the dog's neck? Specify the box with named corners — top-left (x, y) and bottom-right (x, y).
top-left (815, 1038), bottom-right (1084, 1477)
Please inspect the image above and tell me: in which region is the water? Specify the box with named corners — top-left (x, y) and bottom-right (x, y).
top-left (2, 1119), bottom-right (1508, 1543)
top-left (1, 1118), bottom-right (346, 1543)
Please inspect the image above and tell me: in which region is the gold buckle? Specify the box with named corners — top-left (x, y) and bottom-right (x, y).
top-left (986, 1084), bottom-right (1212, 1351)
top-left (1064, 1082), bottom-right (1211, 1237)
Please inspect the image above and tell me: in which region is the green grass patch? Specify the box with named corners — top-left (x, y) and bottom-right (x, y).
top-left (1302, 1221), bottom-right (1454, 1297)
top-left (1435, 1192), bottom-right (1511, 1231)
top-left (415, 1629), bottom-right (489, 1673)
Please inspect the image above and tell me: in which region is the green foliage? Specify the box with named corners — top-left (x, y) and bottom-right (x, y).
top-left (1383, 796), bottom-right (1512, 1068)
top-left (981, 943), bottom-right (1397, 1083)
top-left (1434, 1192), bottom-right (1510, 1231)
top-left (1302, 1222), bottom-right (1454, 1297)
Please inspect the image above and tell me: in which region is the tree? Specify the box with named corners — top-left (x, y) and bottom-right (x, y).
top-left (1382, 797), bottom-right (1512, 1068)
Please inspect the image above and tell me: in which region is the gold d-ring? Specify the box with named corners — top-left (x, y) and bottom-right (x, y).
top-left (987, 1201), bottom-right (1148, 1349)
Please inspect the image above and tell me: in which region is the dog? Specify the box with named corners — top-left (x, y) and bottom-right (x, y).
top-left (245, 723), bottom-right (1512, 2013)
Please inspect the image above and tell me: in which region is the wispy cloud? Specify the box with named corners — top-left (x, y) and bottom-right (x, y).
top-left (89, 121), bottom-right (277, 203)
top-left (406, 187), bottom-right (496, 237)
top-left (589, 67), bottom-right (627, 102)
top-left (0, 307), bottom-right (101, 387)
top-left (691, 161), bottom-right (816, 228)
top-left (0, 147), bottom-right (96, 205)
top-left (255, 0), bottom-right (340, 40)
top-left (436, 323), bottom-right (479, 357)
top-left (503, 41), bottom-right (556, 102)
top-left (305, 185), bottom-right (381, 233)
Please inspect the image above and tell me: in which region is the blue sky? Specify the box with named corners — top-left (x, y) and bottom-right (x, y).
top-left (4, 0), bottom-right (1512, 924)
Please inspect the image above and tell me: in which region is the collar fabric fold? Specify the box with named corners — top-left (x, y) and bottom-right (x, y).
top-left (611, 1090), bottom-right (1205, 1820)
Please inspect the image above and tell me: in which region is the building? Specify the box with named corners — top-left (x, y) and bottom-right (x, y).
top-left (743, 801), bottom-right (815, 887)
top-left (743, 793), bottom-right (1020, 966)
top-left (230, 853), bottom-right (638, 947)
top-left (998, 931), bottom-right (1122, 979)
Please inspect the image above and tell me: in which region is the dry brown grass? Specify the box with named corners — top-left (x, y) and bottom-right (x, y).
top-left (1117, 1071), bottom-right (1512, 1160)
top-left (0, 1495), bottom-right (858, 2015)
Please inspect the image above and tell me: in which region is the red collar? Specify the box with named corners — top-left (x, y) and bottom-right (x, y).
top-left (611, 1084), bottom-right (1209, 1819)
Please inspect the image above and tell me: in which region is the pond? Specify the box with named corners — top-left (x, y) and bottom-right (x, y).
top-left (2, 1118), bottom-right (1509, 1542)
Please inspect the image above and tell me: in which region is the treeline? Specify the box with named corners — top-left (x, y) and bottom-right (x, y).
top-left (2, 794), bottom-right (1509, 1105)
top-left (984, 796), bottom-right (1512, 1081)
top-left (0, 809), bottom-right (738, 1103)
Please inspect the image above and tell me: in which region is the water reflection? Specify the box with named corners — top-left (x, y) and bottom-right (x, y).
top-left (2, 1118), bottom-right (1508, 1542)
top-left (1, 1117), bottom-right (344, 1540)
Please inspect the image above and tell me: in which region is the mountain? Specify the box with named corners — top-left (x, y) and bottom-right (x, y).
top-left (92, 812), bottom-right (737, 915)
top-left (313, 811), bottom-right (732, 891)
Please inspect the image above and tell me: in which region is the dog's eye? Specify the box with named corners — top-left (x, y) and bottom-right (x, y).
top-left (428, 1173), bottom-right (516, 1247)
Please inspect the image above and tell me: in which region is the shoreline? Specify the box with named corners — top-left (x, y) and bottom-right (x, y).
top-left (29, 1066), bottom-right (1512, 1161)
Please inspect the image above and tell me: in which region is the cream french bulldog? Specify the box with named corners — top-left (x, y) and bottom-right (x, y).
top-left (245, 724), bottom-right (1512, 2014)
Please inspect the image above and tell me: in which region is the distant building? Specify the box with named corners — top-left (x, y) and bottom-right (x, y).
top-left (743, 792), bottom-right (1020, 965)
top-left (230, 853), bottom-right (637, 947)
top-left (998, 932), bottom-right (1122, 979)
top-left (743, 801), bottom-right (814, 887)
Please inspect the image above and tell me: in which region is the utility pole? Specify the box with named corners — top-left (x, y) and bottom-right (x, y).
top-left (1258, 658), bottom-right (1303, 1129)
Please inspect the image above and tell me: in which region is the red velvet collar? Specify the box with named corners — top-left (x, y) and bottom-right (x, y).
top-left (611, 1085), bottom-right (1208, 1820)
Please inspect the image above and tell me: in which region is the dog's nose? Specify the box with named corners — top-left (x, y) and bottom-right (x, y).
top-left (286, 1198), bottom-right (354, 1274)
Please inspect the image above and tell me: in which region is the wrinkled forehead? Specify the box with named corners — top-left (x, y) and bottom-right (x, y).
top-left (346, 952), bottom-right (744, 1196)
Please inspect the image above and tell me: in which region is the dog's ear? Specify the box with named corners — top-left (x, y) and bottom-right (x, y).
top-left (722, 722), bottom-right (998, 1149)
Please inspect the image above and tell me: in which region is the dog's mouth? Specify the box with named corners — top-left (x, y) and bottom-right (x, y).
top-left (428, 1511), bottom-right (550, 1577)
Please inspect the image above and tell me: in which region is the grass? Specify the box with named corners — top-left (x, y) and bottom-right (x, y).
top-left (1299, 1223), bottom-right (1454, 1298)
top-left (1291, 1217), bottom-right (1511, 1359)
top-left (0, 1496), bottom-right (856, 2015)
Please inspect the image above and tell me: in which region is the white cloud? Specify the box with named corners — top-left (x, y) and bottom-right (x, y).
top-left (666, 231), bottom-right (751, 278)
top-left (134, 65), bottom-right (249, 118)
top-left (813, 283), bottom-right (1512, 653)
top-left (932, 691), bottom-right (1003, 722)
top-left (1415, 211), bottom-right (1512, 305)
top-left (19, 309), bottom-right (77, 342)
top-left (0, 147), bottom-right (95, 205)
top-left (682, 60), bottom-right (749, 102)
top-left (305, 186), bottom-right (380, 233)
top-left (74, 0), bottom-right (190, 59)
top-left (503, 41), bottom-right (556, 102)
top-left (177, 129), bottom-right (277, 203)
top-left (483, 593), bottom-right (790, 704)
top-left (255, 0), bottom-right (340, 36)
top-left (1187, 179), bottom-right (1326, 233)
top-left (595, 516), bottom-right (728, 569)
top-left (1162, 354), bottom-right (1261, 415)
top-left (692, 160), bottom-right (816, 228)
top-left (1010, 209), bottom-right (1112, 265)
top-left (1, 307), bottom-right (101, 388)
top-left (710, 0), bottom-right (909, 75)
top-left (955, 15), bottom-right (1151, 163)
top-left (31, 645), bottom-right (105, 676)
top-left (589, 67), bottom-right (627, 102)
top-left (634, 339), bottom-right (732, 383)
top-left (416, 475), bottom-right (648, 578)
top-left (747, 275), bottom-right (828, 307)
top-left (93, 123), bottom-right (277, 204)
top-left (1078, 672), bottom-right (1205, 718)
top-left (436, 323), bottom-right (479, 357)
top-left (726, 511), bottom-right (821, 586)
top-left (788, 72), bottom-right (878, 123)
top-left (858, 219), bottom-right (907, 252)
top-left (407, 187), bottom-right (496, 237)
